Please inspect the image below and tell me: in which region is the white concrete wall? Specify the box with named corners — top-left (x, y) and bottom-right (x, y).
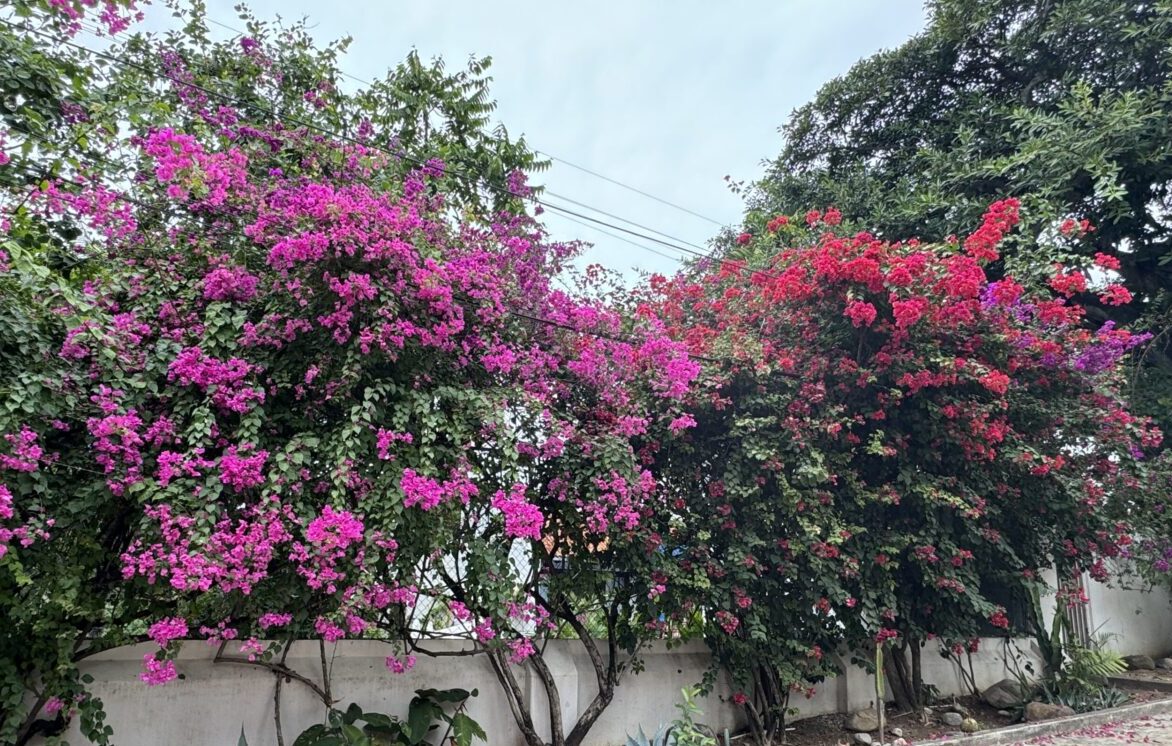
top-left (45, 637), bottom-right (1022, 746)
top-left (1038, 567), bottom-right (1172, 658)
top-left (1086, 578), bottom-right (1172, 658)
top-left (38, 583), bottom-right (1172, 745)
top-left (786, 637), bottom-right (1038, 722)
top-left (48, 640), bottom-right (742, 746)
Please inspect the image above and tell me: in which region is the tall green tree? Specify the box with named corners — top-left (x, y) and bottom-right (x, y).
top-left (747, 0), bottom-right (1172, 425)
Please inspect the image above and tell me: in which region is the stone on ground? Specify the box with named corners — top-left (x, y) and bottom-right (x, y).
top-left (982, 678), bottom-right (1031, 708)
top-left (845, 708), bottom-right (880, 733)
top-left (1124, 654), bottom-right (1156, 670)
top-left (1024, 701), bottom-right (1076, 721)
top-left (941, 712), bottom-right (964, 727)
top-left (1154, 657), bottom-right (1172, 670)
top-left (852, 732), bottom-right (873, 745)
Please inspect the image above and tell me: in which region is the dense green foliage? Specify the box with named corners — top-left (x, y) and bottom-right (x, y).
top-left (287, 690), bottom-right (486, 746)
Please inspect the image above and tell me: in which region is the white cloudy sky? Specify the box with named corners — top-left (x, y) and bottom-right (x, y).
top-left (151, 1), bottom-right (928, 281)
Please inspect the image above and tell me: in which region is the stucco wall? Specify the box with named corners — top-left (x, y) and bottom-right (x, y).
top-left (1039, 568), bottom-right (1172, 658)
top-left (49, 640), bottom-right (743, 746)
top-left (1085, 578), bottom-right (1172, 658)
top-left (41, 583), bottom-right (1171, 746)
top-left (786, 636), bottom-right (1038, 722)
top-left (47, 638), bottom-right (1021, 746)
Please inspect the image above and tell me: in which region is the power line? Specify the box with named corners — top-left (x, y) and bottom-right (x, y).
top-left (539, 201), bottom-right (710, 261)
top-left (537, 151), bottom-right (723, 227)
top-left (540, 189), bottom-right (711, 254)
top-left (544, 210), bottom-right (685, 264)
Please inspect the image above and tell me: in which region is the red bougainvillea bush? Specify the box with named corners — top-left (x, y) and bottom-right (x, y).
top-left (644, 202), bottom-right (1160, 735)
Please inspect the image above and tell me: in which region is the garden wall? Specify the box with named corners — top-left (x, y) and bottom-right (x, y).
top-left (43, 583), bottom-right (1171, 746)
top-left (49, 640), bottom-right (742, 746)
top-left (1085, 578), bottom-right (1172, 657)
top-left (1039, 568), bottom-right (1172, 658)
top-left (45, 638), bottom-right (1018, 746)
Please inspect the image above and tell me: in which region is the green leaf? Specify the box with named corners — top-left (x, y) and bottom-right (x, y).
top-left (340, 723), bottom-right (368, 744)
top-left (405, 701), bottom-right (444, 745)
top-left (342, 703), bottom-right (364, 725)
top-left (293, 724), bottom-right (330, 746)
top-left (414, 687), bottom-right (472, 703)
top-left (360, 713), bottom-right (397, 728)
top-left (450, 713), bottom-right (487, 746)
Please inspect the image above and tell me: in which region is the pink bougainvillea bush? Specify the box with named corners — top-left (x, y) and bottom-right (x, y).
top-left (0, 4), bottom-right (695, 745)
top-left (4, 106), bottom-right (696, 746)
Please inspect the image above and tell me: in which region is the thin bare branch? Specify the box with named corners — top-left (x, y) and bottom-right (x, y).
top-left (214, 649), bottom-right (332, 706)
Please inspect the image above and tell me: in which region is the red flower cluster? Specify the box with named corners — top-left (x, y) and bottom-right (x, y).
top-left (1050, 266), bottom-right (1088, 296)
top-left (766, 214), bottom-right (790, 233)
top-left (963, 198), bottom-right (1020, 261)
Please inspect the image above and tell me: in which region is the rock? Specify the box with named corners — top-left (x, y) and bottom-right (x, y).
top-left (853, 733), bottom-right (873, 746)
top-left (961, 718), bottom-right (980, 734)
top-left (1156, 657), bottom-right (1172, 670)
top-left (997, 710), bottom-right (1011, 717)
top-left (845, 708), bottom-right (880, 733)
top-left (1124, 654), bottom-right (1156, 670)
top-left (982, 678), bottom-right (1031, 709)
top-left (1024, 701), bottom-right (1076, 722)
top-left (892, 739), bottom-right (908, 746)
top-left (890, 728), bottom-right (903, 738)
top-left (941, 712), bottom-right (964, 727)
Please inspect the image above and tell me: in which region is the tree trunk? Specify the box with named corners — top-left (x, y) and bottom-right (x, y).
top-left (875, 643), bottom-right (887, 746)
top-left (529, 652), bottom-right (566, 746)
top-left (564, 686), bottom-right (614, 746)
top-left (486, 649), bottom-right (547, 746)
top-left (910, 638), bottom-right (924, 705)
top-left (882, 646), bottom-right (915, 713)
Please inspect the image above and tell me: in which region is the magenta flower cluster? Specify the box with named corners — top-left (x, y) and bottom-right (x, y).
top-left (491, 484), bottom-right (544, 541)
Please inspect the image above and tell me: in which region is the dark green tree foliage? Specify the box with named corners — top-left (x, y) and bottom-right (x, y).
top-left (749, 0), bottom-right (1172, 424)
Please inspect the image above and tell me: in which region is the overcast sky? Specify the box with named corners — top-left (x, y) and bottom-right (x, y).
top-left (185, 2), bottom-right (928, 281)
